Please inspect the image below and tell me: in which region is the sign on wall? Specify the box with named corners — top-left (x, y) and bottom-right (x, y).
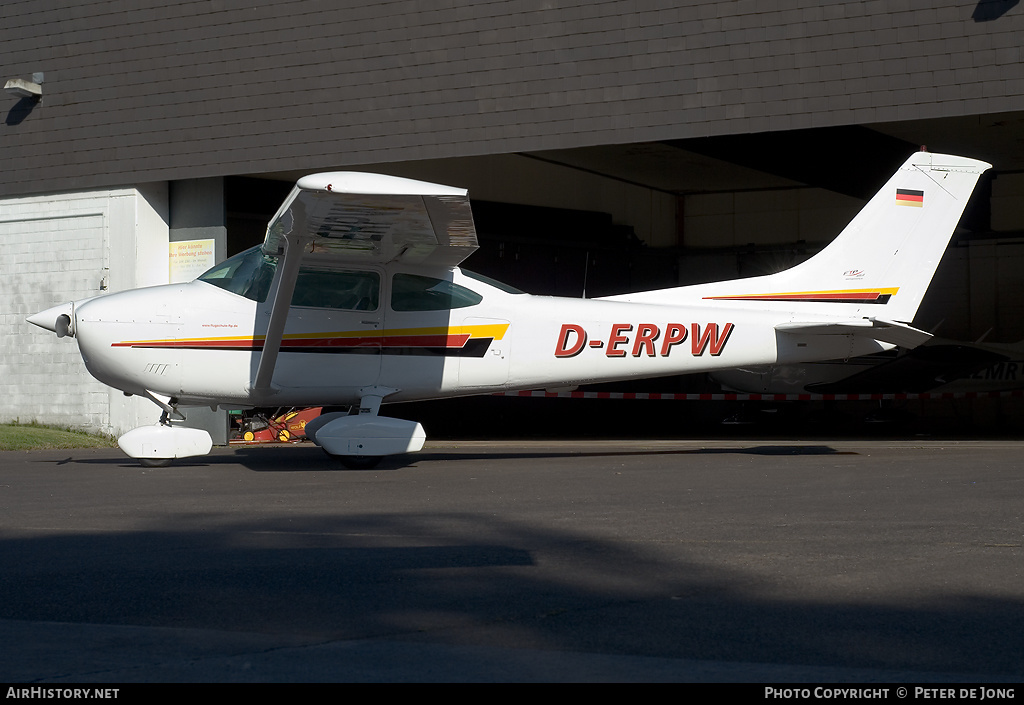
top-left (169, 239), bottom-right (216, 284)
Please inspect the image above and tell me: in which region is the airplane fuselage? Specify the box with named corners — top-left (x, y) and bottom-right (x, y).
top-left (73, 262), bottom-right (888, 409)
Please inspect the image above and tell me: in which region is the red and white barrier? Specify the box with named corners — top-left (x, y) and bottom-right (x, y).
top-left (497, 390), bottom-right (1024, 402)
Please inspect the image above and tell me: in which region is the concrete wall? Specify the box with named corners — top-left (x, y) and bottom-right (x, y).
top-left (0, 186), bottom-right (170, 435)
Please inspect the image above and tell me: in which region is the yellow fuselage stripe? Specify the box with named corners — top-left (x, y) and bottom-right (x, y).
top-left (118, 323), bottom-right (510, 346)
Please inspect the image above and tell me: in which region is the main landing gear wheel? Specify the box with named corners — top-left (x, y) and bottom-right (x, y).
top-left (339, 455), bottom-right (382, 470)
top-left (139, 458), bottom-right (173, 468)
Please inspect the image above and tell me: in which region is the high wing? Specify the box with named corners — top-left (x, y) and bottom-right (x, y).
top-left (263, 172), bottom-right (478, 266)
top-left (253, 172), bottom-right (478, 391)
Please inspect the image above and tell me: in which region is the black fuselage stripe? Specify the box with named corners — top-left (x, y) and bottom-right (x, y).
top-left (125, 338), bottom-right (494, 358)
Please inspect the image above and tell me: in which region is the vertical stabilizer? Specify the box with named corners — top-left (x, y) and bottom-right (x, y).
top-left (611, 152), bottom-right (991, 324)
top-left (756, 151), bottom-right (991, 322)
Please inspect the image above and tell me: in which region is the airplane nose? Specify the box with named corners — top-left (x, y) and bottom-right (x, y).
top-left (27, 302), bottom-right (75, 338)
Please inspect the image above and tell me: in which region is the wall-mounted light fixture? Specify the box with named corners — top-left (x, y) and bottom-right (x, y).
top-left (4, 72), bottom-right (43, 100)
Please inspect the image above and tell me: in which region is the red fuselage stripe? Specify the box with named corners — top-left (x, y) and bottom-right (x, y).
top-left (113, 334), bottom-right (473, 349)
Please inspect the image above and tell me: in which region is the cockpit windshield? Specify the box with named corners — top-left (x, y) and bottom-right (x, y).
top-left (196, 246), bottom-right (278, 303)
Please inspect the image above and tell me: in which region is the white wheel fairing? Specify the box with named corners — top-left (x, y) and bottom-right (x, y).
top-left (117, 425), bottom-right (213, 460)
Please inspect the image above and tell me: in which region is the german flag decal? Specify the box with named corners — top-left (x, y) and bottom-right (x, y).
top-left (896, 188), bottom-right (924, 207)
top-left (704, 287), bottom-right (899, 305)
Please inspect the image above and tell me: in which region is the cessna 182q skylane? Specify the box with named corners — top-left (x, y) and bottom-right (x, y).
top-left (28, 151), bottom-right (989, 466)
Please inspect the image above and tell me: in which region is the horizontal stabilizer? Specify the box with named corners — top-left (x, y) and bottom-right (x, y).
top-left (777, 319), bottom-right (933, 349)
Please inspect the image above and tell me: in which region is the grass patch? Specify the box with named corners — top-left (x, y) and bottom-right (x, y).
top-left (0, 421), bottom-right (117, 451)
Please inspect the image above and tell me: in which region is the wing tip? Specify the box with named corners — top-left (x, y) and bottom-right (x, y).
top-left (296, 172), bottom-right (467, 197)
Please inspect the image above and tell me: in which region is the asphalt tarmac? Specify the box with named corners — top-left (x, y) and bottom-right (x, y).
top-left (1, 439), bottom-right (1022, 683)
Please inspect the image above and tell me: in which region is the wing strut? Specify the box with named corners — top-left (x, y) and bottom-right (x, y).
top-left (252, 234), bottom-right (308, 392)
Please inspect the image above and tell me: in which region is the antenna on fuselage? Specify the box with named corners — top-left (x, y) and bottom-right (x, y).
top-left (582, 250), bottom-right (589, 299)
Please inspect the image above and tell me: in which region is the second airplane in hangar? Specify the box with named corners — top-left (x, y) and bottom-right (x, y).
top-left (29, 151), bottom-right (990, 466)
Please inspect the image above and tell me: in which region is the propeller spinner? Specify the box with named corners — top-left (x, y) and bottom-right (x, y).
top-left (27, 302), bottom-right (75, 338)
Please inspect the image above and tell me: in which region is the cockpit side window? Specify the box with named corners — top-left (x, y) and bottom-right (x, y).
top-left (198, 247), bottom-right (379, 310)
top-left (391, 273), bottom-right (483, 311)
top-left (197, 246), bottom-right (278, 303)
top-left (291, 268), bottom-right (380, 311)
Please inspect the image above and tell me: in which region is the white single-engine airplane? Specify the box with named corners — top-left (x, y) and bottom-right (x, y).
top-left (29, 151), bottom-right (989, 466)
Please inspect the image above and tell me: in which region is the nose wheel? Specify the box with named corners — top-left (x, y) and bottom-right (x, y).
top-left (118, 394), bottom-right (213, 466)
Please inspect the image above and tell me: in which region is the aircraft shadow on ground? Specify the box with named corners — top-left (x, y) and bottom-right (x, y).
top-left (57, 443), bottom-right (858, 472)
top-left (0, 509), bottom-right (1021, 680)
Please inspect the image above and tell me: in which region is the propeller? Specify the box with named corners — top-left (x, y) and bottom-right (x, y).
top-left (55, 313), bottom-right (73, 338)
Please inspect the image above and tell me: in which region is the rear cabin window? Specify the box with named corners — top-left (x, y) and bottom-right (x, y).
top-left (292, 269), bottom-right (380, 310)
top-left (391, 273), bottom-right (483, 311)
